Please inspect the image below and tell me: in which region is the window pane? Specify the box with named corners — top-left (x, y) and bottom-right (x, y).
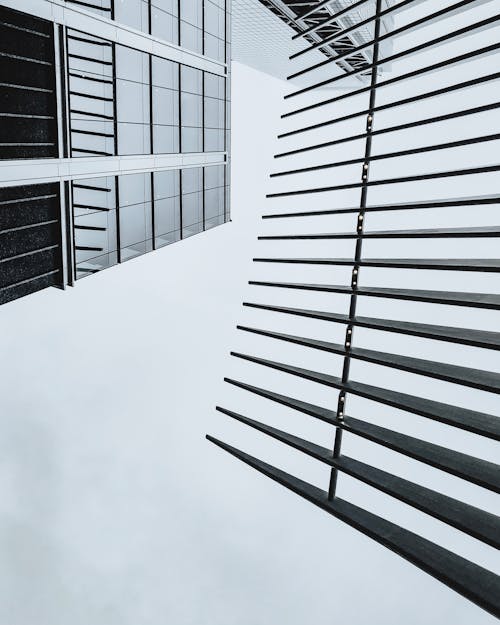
top-left (182, 167), bottom-right (203, 238)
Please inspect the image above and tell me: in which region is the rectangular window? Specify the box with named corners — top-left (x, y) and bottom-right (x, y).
top-left (180, 0), bottom-right (203, 55)
top-left (204, 73), bottom-right (225, 152)
top-left (118, 172), bottom-right (153, 260)
top-left (181, 167), bottom-right (203, 238)
top-left (152, 57), bottom-right (179, 154)
top-left (151, 0), bottom-right (179, 45)
top-left (113, 0), bottom-right (149, 32)
top-left (204, 164), bottom-right (225, 230)
top-left (204, 0), bottom-right (226, 63)
top-left (115, 45), bottom-right (151, 156)
top-left (181, 65), bottom-right (203, 153)
top-left (153, 169), bottom-right (181, 247)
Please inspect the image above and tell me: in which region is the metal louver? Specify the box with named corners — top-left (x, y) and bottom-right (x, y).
top-left (208, 0), bottom-right (500, 617)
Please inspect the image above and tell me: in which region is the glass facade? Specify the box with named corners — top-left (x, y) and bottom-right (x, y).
top-left (0, 2), bottom-right (231, 301)
top-left (65, 0), bottom-right (229, 63)
top-left (67, 30), bottom-right (228, 157)
top-left (73, 164), bottom-right (227, 277)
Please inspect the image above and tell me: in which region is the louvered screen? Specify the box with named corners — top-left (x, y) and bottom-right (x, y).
top-left (208, 0), bottom-right (500, 617)
top-left (0, 6), bottom-right (58, 160)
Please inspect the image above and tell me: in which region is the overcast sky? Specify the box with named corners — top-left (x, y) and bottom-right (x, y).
top-left (0, 39), bottom-right (499, 625)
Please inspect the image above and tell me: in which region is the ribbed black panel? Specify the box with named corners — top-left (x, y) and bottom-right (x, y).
top-left (208, 1), bottom-right (500, 617)
top-left (0, 184), bottom-right (62, 304)
top-left (0, 6), bottom-right (58, 160)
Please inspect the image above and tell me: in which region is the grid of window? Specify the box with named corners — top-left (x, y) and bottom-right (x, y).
top-left (151, 0), bottom-right (178, 46)
top-left (180, 66), bottom-right (203, 153)
top-left (66, 34), bottom-right (227, 157)
top-left (204, 0), bottom-right (226, 63)
top-left (115, 46), bottom-right (151, 155)
top-left (152, 57), bottom-right (180, 154)
top-left (64, 0), bottom-right (228, 63)
top-left (73, 165), bottom-right (226, 277)
top-left (204, 73), bottom-right (225, 152)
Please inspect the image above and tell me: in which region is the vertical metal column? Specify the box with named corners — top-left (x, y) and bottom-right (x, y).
top-left (328, 0), bottom-right (383, 501)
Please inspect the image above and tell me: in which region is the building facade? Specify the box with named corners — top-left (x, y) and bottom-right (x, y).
top-left (0, 0), bottom-right (231, 305)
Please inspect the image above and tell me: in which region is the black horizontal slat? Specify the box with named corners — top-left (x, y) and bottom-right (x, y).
top-left (278, 71), bottom-right (500, 139)
top-left (259, 226), bottom-right (500, 240)
top-left (243, 302), bottom-right (500, 351)
top-left (262, 195), bottom-right (500, 219)
top-left (288, 12), bottom-right (500, 95)
top-left (0, 246), bottom-right (60, 288)
top-left (0, 222), bottom-right (61, 260)
top-left (229, 354), bottom-right (500, 493)
top-left (216, 407), bottom-right (500, 549)
top-left (344, 415), bottom-right (500, 494)
top-left (228, 355), bottom-right (500, 441)
top-left (266, 165), bottom-right (500, 198)
top-left (270, 133), bottom-right (500, 177)
top-left (206, 437), bottom-right (500, 618)
top-left (253, 257), bottom-right (500, 272)
top-left (289, 0), bottom-right (489, 76)
top-left (275, 102), bottom-right (500, 159)
top-left (0, 269), bottom-right (60, 305)
top-left (283, 42), bottom-right (500, 116)
top-left (249, 281), bottom-right (500, 310)
top-left (237, 326), bottom-right (500, 395)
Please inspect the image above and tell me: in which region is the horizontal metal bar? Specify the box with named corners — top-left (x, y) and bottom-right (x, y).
top-left (290, 0), bottom-right (413, 60)
top-left (243, 302), bottom-right (500, 351)
top-left (72, 148), bottom-right (114, 156)
top-left (229, 353), bottom-right (500, 490)
top-left (74, 225), bottom-right (106, 231)
top-left (271, 133), bottom-right (500, 177)
top-left (275, 101), bottom-right (500, 157)
top-left (70, 128), bottom-right (114, 137)
top-left (248, 280), bottom-right (500, 310)
top-left (75, 245), bottom-right (104, 251)
top-left (65, 0), bottom-right (112, 10)
top-left (69, 91), bottom-right (113, 102)
top-left (73, 184), bottom-right (112, 192)
top-left (266, 165), bottom-right (500, 198)
top-left (253, 257), bottom-right (500, 272)
top-left (216, 407), bottom-right (500, 549)
top-left (206, 436), bottom-right (500, 618)
top-left (69, 72), bottom-right (113, 85)
top-left (73, 204), bottom-right (110, 211)
top-left (68, 53), bottom-right (113, 66)
top-left (259, 226), bottom-right (500, 240)
top-left (289, 12), bottom-right (500, 97)
top-left (283, 43), bottom-right (500, 116)
top-left (288, 0), bottom-right (495, 81)
top-left (278, 71), bottom-right (500, 138)
top-left (67, 35), bottom-right (112, 47)
top-left (237, 325), bottom-right (500, 395)
top-left (295, 0), bottom-right (370, 26)
top-left (70, 109), bottom-right (113, 120)
top-left (262, 194), bottom-right (500, 219)
top-left (225, 375), bottom-right (500, 443)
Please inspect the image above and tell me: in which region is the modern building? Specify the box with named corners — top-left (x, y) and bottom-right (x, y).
top-left (0, 0), bottom-right (230, 305)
